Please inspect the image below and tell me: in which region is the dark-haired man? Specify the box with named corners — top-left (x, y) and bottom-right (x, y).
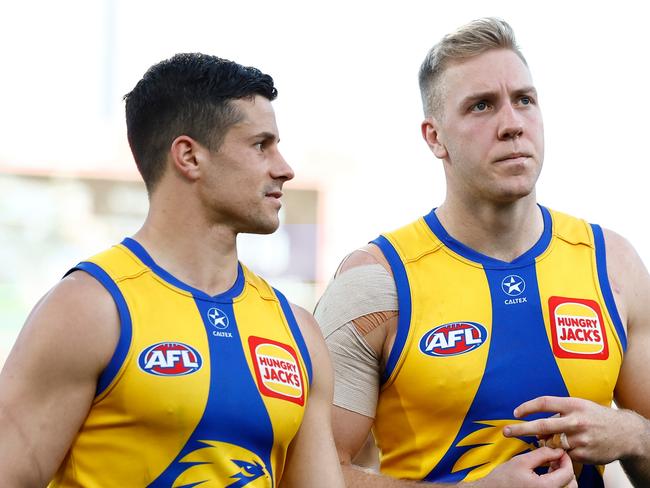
top-left (0, 53), bottom-right (344, 487)
top-left (315, 18), bottom-right (650, 487)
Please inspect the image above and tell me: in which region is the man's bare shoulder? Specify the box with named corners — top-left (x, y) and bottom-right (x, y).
top-left (289, 304), bottom-right (325, 352)
top-left (601, 228), bottom-right (642, 264)
top-left (0, 270), bottom-right (121, 484)
top-left (9, 269), bottom-right (120, 377)
top-left (601, 228), bottom-right (650, 333)
top-left (338, 244), bottom-right (392, 276)
top-left (288, 304), bottom-right (335, 395)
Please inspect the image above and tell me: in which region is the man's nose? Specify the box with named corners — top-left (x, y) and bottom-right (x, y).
top-left (497, 104), bottom-right (524, 140)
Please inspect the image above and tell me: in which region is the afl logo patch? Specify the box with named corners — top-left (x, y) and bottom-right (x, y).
top-left (138, 342), bottom-right (203, 376)
top-left (549, 296), bottom-right (609, 360)
top-left (419, 322), bottom-right (488, 357)
top-left (249, 336), bottom-right (305, 406)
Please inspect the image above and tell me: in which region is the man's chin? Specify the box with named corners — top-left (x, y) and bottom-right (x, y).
top-left (492, 186), bottom-right (536, 205)
top-left (239, 221), bottom-right (280, 236)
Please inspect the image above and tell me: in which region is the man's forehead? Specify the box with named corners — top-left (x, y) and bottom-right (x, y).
top-left (230, 96), bottom-right (278, 130)
top-left (441, 49), bottom-right (533, 95)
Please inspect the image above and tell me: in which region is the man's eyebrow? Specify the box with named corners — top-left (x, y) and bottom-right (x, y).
top-left (512, 86), bottom-right (538, 97)
top-left (460, 86), bottom-right (538, 105)
top-left (460, 90), bottom-right (498, 106)
top-left (251, 131), bottom-right (278, 141)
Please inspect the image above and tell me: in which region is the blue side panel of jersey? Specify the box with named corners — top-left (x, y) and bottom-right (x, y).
top-left (148, 298), bottom-right (274, 487)
top-left (371, 235), bottom-right (412, 384)
top-left (274, 288), bottom-right (313, 385)
top-left (71, 261), bottom-right (133, 397)
top-left (591, 224), bottom-right (627, 352)
top-left (425, 264), bottom-right (570, 482)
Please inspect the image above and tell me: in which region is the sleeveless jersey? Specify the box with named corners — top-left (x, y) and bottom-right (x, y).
top-left (50, 238), bottom-right (312, 488)
top-left (371, 206), bottom-right (626, 487)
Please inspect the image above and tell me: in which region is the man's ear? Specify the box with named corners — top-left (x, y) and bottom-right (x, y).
top-left (421, 117), bottom-right (448, 160)
top-left (170, 135), bottom-right (203, 181)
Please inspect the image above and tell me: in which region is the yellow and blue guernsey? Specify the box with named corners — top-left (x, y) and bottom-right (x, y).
top-left (49, 238), bottom-right (312, 488)
top-left (371, 206), bottom-right (625, 488)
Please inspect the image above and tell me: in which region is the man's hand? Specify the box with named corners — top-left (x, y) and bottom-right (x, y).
top-left (503, 396), bottom-right (645, 465)
top-left (469, 447), bottom-right (576, 488)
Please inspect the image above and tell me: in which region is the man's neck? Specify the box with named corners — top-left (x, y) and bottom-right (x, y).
top-left (132, 203), bottom-right (240, 297)
top-left (435, 194), bottom-right (544, 263)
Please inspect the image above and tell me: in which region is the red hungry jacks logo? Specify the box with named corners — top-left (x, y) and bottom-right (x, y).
top-left (249, 336), bottom-right (305, 405)
top-left (549, 296), bottom-right (609, 360)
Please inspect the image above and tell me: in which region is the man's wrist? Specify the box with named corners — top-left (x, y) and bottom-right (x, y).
top-left (620, 409), bottom-right (650, 460)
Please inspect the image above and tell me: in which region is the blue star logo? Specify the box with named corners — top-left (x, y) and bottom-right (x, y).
top-left (501, 275), bottom-right (525, 296)
top-left (207, 307), bottom-right (229, 329)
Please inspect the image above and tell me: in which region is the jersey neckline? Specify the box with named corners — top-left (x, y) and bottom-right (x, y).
top-left (121, 237), bottom-right (245, 301)
top-left (422, 205), bottom-right (552, 268)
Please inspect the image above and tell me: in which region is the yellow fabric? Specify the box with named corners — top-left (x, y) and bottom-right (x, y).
top-left (50, 241), bottom-right (310, 487)
top-left (372, 208), bottom-right (624, 485)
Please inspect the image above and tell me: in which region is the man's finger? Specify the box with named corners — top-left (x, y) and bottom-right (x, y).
top-left (538, 451), bottom-right (576, 487)
top-left (513, 395), bottom-right (576, 418)
top-left (504, 416), bottom-right (570, 438)
top-left (516, 446), bottom-right (565, 468)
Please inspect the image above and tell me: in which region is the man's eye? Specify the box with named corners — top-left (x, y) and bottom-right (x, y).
top-left (472, 101), bottom-right (489, 112)
top-left (254, 142), bottom-right (264, 151)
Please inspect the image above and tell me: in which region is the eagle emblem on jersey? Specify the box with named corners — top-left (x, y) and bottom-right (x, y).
top-left (227, 459), bottom-right (267, 487)
top-left (173, 440), bottom-right (271, 487)
top-left (452, 420), bottom-right (536, 481)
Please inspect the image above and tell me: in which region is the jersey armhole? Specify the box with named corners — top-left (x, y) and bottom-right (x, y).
top-left (590, 224), bottom-right (627, 352)
top-left (371, 235), bottom-right (413, 385)
top-left (66, 262), bottom-right (133, 397)
top-left (273, 289), bottom-right (313, 386)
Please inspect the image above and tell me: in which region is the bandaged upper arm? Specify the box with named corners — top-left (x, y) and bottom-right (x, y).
top-left (314, 264), bottom-right (397, 418)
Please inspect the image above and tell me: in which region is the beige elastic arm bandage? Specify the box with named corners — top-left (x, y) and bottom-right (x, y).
top-left (314, 264), bottom-right (397, 418)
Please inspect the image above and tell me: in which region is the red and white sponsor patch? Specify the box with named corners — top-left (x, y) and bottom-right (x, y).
top-left (549, 296), bottom-right (609, 360)
top-left (249, 336), bottom-right (305, 405)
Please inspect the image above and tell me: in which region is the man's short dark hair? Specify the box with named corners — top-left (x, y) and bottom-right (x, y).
top-left (124, 53), bottom-right (277, 192)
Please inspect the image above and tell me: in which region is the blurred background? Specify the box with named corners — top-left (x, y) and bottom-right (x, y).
top-left (1, 1), bottom-right (646, 485)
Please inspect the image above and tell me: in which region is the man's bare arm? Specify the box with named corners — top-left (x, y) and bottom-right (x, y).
top-left (503, 229), bottom-right (650, 486)
top-left (608, 229), bottom-right (650, 485)
top-left (0, 271), bottom-right (119, 486)
top-left (279, 305), bottom-right (344, 488)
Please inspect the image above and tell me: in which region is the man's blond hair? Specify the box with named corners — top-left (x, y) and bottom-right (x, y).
top-left (418, 18), bottom-right (527, 118)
